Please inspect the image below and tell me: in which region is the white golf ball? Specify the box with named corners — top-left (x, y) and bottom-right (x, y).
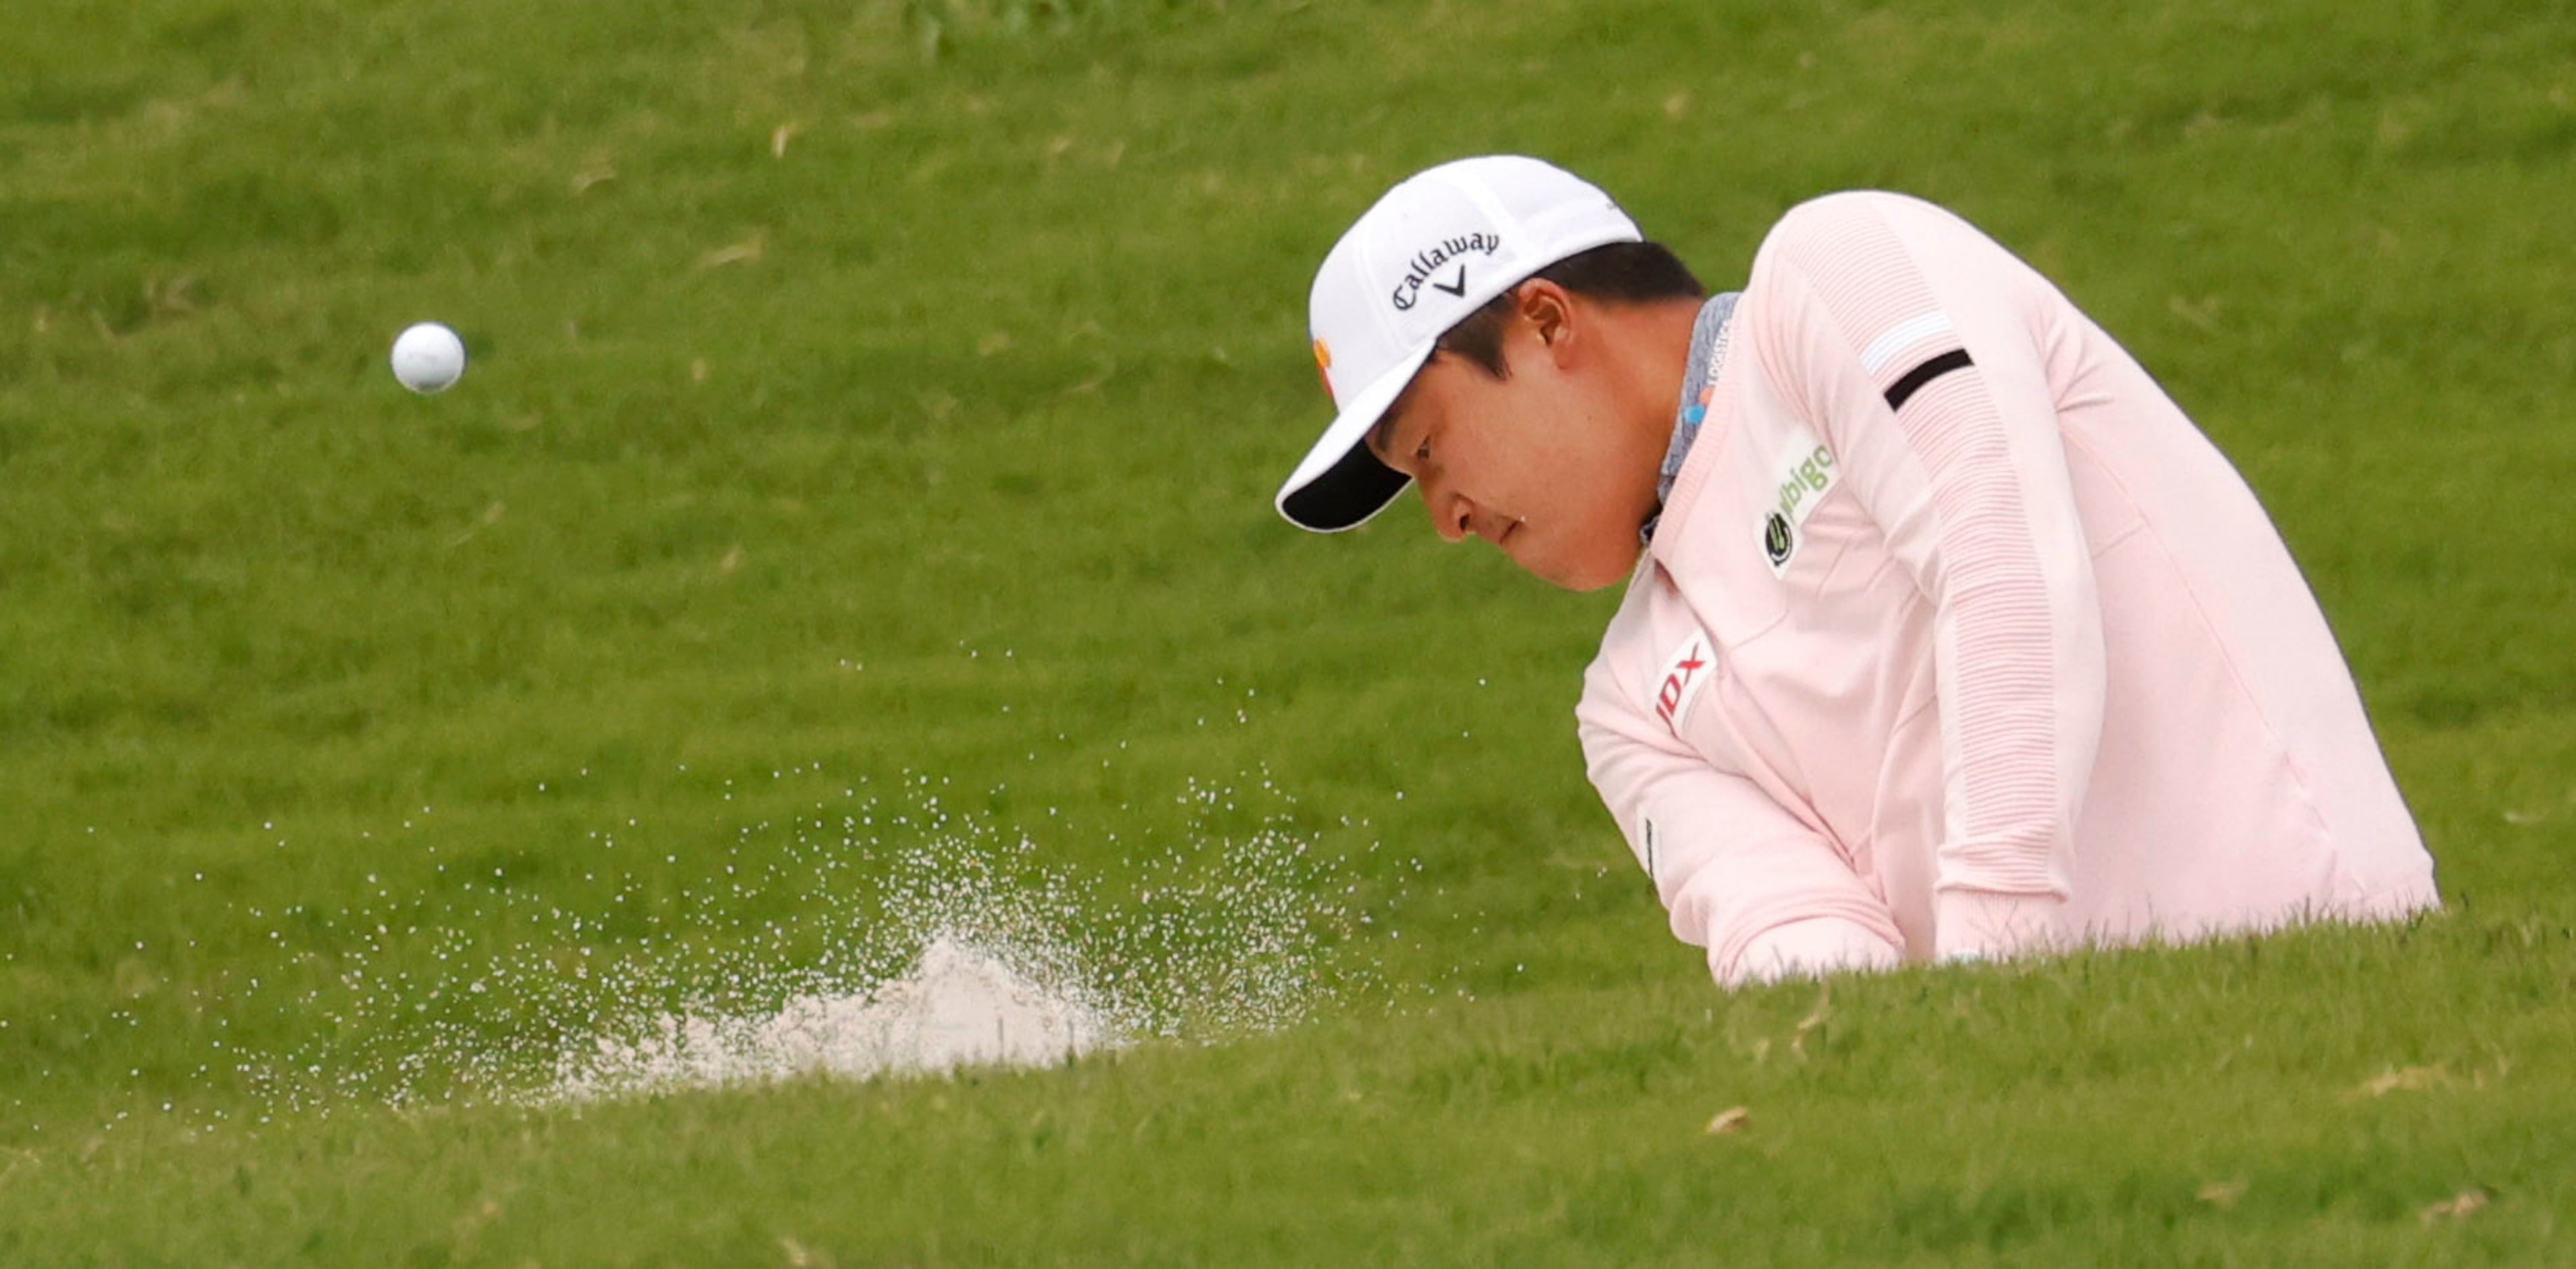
top-left (390, 322), bottom-right (466, 394)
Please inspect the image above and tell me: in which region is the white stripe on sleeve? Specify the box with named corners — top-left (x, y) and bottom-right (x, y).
top-left (1860, 309), bottom-right (1954, 374)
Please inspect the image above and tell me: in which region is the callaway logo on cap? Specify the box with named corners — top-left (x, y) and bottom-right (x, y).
top-left (1275, 155), bottom-right (1643, 532)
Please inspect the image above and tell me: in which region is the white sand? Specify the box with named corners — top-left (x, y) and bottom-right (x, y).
top-left (549, 937), bottom-right (1106, 1099)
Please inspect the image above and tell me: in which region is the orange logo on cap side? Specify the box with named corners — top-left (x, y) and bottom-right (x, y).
top-left (1312, 339), bottom-right (1335, 403)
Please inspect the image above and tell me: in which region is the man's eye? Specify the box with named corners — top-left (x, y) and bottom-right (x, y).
top-left (1414, 439), bottom-right (1431, 462)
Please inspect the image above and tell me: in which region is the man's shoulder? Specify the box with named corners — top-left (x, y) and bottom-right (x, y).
top-left (1748, 191), bottom-right (1980, 277)
top-left (1750, 191), bottom-right (2033, 284)
top-left (1738, 189), bottom-right (2042, 361)
top-left (1762, 189), bottom-right (1954, 238)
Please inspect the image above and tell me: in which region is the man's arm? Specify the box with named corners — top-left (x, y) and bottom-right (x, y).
top-left (1578, 650), bottom-right (1906, 985)
top-left (1753, 192), bottom-right (2109, 960)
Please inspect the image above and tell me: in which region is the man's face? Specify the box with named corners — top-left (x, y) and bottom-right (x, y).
top-left (1365, 294), bottom-right (1662, 591)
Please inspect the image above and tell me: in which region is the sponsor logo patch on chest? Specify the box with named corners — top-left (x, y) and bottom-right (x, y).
top-left (1653, 630), bottom-right (1716, 736)
top-left (1760, 424), bottom-right (1839, 577)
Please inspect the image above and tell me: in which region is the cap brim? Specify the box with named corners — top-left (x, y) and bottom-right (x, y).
top-left (1274, 342), bottom-right (1433, 532)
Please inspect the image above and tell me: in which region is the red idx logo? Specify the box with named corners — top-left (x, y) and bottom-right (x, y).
top-left (1653, 632), bottom-right (1714, 735)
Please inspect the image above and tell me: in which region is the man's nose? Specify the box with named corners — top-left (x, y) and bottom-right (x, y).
top-left (1423, 484), bottom-right (1475, 543)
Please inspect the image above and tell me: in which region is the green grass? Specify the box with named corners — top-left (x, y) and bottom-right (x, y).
top-left (3, 0), bottom-right (2574, 1262)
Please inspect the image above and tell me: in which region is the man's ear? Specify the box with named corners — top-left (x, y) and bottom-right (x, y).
top-left (1516, 278), bottom-right (1579, 368)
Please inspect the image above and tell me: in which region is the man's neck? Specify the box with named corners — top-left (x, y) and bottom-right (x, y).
top-left (1596, 296), bottom-right (1711, 453)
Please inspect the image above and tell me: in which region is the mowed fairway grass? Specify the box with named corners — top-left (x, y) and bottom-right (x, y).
top-left (5, 0), bottom-right (2575, 1263)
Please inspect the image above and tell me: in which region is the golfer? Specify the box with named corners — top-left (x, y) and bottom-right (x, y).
top-left (1276, 155), bottom-right (2438, 985)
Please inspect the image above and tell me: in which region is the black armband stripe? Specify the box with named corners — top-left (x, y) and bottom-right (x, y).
top-left (1883, 348), bottom-right (1975, 411)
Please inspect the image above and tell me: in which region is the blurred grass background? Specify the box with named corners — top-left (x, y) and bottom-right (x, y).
top-left (2, 0), bottom-right (2573, 1262)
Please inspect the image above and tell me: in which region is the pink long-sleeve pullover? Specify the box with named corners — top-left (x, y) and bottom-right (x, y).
top-left (1578, 191), bottom-right (2437, 986)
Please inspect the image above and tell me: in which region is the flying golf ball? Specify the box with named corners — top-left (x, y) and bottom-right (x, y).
top-left (390, 322), bottom-right (466, 393)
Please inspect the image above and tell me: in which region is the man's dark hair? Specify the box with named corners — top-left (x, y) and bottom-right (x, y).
top-left (1435, 240), bottom-right (1705, 378)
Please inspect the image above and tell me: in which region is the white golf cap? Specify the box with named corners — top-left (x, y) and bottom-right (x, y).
top-left (1276, 155), bottom-right (1643, 532)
